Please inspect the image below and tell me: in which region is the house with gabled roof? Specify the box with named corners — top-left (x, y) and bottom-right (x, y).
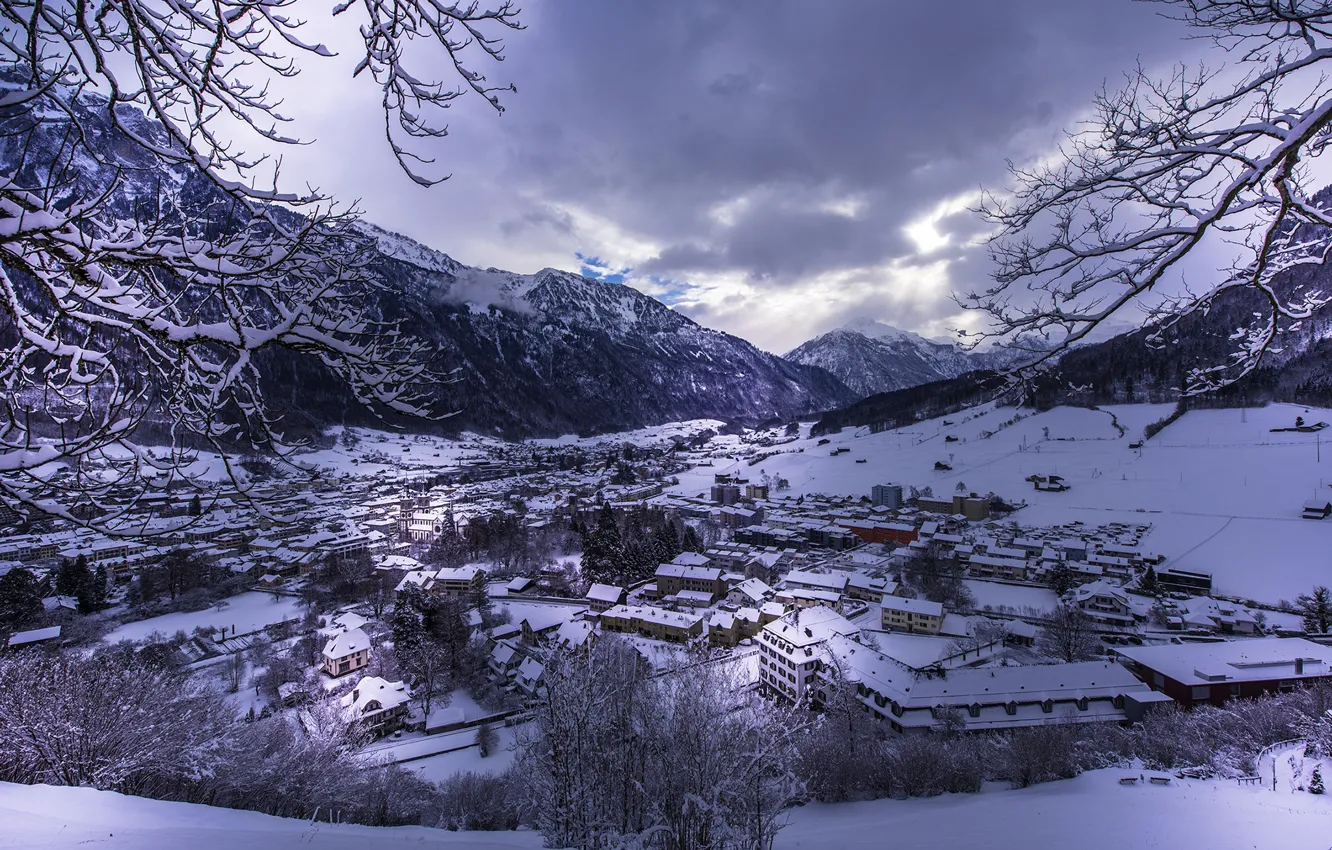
top-left (322, 627), bottom-right (370, 678)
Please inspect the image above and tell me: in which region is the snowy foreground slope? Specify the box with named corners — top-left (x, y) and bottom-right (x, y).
top-left (5, 770), bottom-right (1330, 850)
top-left (0, 782), bottom-right (542, 850)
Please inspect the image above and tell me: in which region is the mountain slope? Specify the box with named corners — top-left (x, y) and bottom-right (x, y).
top-left (0, 90), bottom-right (856, 439)
top-left (273, 225), bottom-right (857, 438)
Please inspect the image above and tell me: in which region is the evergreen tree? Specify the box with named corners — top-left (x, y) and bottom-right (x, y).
top-left (188, 494), bottom-right (203, 516)
top-left (1311, 767), bottom-right (1325, 795)
top-left (1139, 564), bottom-right (1158, 595)
top-left (1296, 586), bottom-right (1332, 634)
top-left (390, 586), bottom-right (428, 659)
top-left (681, 525), bottom-right (703, 554)
top-left (1046, 561), bottom-right (1076, 597)
top-left (426, 511), bottom-right (468, 569)
top-left (581, 504), bottom-right (623, 586)
top-left (93, 565), bottom-right (110, 609)
top-left (0, 567), bottom-right (43, 630)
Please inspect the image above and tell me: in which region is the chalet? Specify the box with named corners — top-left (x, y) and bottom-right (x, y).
top-left (1303, 499), bottom-right (1332, 520)
top-left (585, 583), bottom-right (627, 613)
top-left (1115, 639), bottom-right (1332, 708)
top-left (1071, 580), bottom-right (1136, 626)
top-left (519, 610), bottom-right (568, 645)
top-left (488, 639), bottom-right (524, 680)
top-left (515, 657), bottom-right (546, 698)
top-left (880, 596), bottom-right (944, 635)
top-left (322, 627), bottom-right (371, 678)
top-left (505, 576), bottom-right (536, 595)
top-left (552, 619), bottom-right (597, 653)
top-left (600, 604), bottom-right (704, 643)
top-left (727, 576), bottom-right (775, 607)
top-left (340, 676), bottom-right (410, 735)
top-left (846, 574), bottom-right (896, 604)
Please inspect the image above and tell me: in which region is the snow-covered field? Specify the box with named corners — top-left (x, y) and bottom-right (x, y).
top-left (7, 767), bottom-right (1331, 850)
top-left (0, 782), bottom-right (540, 850)
top-left (104, 592), bottom-right (303, 643)
top-left (669, 402), bottom-right (1332, 605)
top-left (776, 768), bottom-right (1332, 850)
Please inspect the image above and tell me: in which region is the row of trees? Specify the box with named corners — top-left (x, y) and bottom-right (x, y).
top-left (579, 504), bottom-right (703, 589)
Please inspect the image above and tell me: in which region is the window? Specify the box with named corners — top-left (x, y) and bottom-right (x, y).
top-left (1005, 702), bottom-right (1017, 716)
top-left (1190, 686), bottom-right (1210, 702)
top-left (1229, 683), bottom-right (1242, 699)
top-left (1041, 699), bottom-right (1053, 714)
top-left (967, 703), bottom-right (980, 718)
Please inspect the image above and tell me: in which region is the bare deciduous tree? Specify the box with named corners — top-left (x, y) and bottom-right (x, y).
top-left (0, 1), bottom-right (522, 531)
top-left (1038, 603), bottom-right (1102, 663)
top-left (970, 1), bottom-right (1332, 392)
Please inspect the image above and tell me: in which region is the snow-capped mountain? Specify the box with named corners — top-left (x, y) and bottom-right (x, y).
top-left (0, 88), bottom-right (856, 439)
top-left (783, 319), bottom-right (989, 398)
top-left (332, 226), bottom-right (858, 436)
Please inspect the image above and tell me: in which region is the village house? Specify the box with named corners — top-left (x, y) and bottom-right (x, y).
top-left (429, 565), bottom-right (486, 597)
top-left (600, 604), bottom-right (704, 643)
top-left (880, 596), bottom-right (944, 635)
top-left (340, 676), bottom-right (411, 736)
top-left (727, 576), bottom-right (774, 607)
top-left (1115, 639), bottom-right (1332, 708)
top-left (585, 583), bottom-right (627, 613)
top-left (515, 656), bottom-right (546, 698)
top-left (654, 562), bottom-right (726, 601)
top-left (1070, 580), bottom-right (1137, 626)
top-left (488, 638), bottom-right (524, 681)
top-left (322, 627), bottom-right (371, 678)
top-left (707, 607), bottom-right (761, 647)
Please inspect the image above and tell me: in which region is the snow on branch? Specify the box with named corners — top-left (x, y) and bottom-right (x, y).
top-left (0, 0), bottom-right (519, 532)
top-left (966, 0), bottom-right (1332, 394)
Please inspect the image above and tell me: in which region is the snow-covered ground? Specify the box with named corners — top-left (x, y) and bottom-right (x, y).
top-left (669, 402), bottom-right (1332, 605)
top-left (776, 768), bottom-right (1332, 850)
top-left (0, 782), bottom-right (540, 850)
top-left (406, 725), bottom-right (521, 782)
top-left (7, 767), bottom-right (1331, 850)
top-left (103, 592), bottom-right (304, 644)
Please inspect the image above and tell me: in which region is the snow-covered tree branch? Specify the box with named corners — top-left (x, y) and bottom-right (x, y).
top-left (0, 0), bottom-right (521, 531)
top-left (968, 0), bottom-right (1332, 393)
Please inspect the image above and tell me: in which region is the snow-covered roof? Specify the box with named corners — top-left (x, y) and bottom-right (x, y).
top-left (7, 625), bottom-right (61, 647)
top-left (340, 676), bottom-right (409, 720)
top-left (881, 596), bottom-right (944, 617)
top-left (1115, 638), bottom-right (1332, 686)
top-left (586, 583), bottom-right (625, 603)
top-left (322, 627), bottom-right (370, 660)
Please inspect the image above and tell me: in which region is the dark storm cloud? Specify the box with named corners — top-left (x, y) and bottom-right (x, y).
top-left (281, 0), bottom-right (1201, 350)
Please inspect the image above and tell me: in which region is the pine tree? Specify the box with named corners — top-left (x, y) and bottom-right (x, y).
top-left (0, 567), bottom-right (43, 629)
top-left (1046, 561), bottom-right (1076, 597)
top-left (1311, 767), bottom-right (1325, 795)
top-left (1296, 586), bottom-right (1332, 634)
top-left (189, 495), bottom-right (203, 516)
top-left (1140, 564), bottom-right (1158, 595)
top-left (681, 525), bottom-right (703, 553)
top-left (581, 504), bottom-right (623, 586)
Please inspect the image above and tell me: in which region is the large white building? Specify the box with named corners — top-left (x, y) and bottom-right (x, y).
top-left (757, 607), bottom-right (859, 703)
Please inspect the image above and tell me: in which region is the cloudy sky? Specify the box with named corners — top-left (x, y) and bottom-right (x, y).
top-left (273, 0), bottom-right (1204, 353)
